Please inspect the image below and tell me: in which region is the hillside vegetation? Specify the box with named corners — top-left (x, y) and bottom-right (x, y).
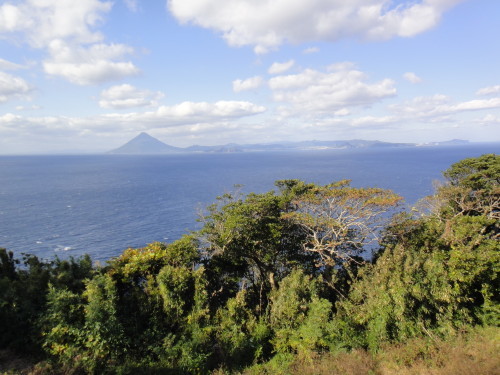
top-left (0, 154), bottom-right (498, 374)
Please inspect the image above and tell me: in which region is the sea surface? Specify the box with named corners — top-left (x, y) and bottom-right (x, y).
top-left (0, 144), bottom-right (498, 262)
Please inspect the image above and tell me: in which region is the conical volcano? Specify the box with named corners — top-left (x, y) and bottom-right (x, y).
top-left (110, 132), bottom-right (182, 154)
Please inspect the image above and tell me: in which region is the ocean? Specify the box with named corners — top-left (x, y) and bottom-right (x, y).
top-left (0, 144), bottom-right (498, 262)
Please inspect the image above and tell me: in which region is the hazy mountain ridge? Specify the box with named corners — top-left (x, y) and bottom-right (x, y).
top-left (109, 132), bottom-right (471, 154)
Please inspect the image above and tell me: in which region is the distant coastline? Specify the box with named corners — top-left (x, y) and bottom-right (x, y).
top-left (109, 132), bottom-right (474, 155)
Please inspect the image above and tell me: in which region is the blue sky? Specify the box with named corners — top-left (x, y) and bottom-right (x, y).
top-left (0, 0), bottom-right (499, 153)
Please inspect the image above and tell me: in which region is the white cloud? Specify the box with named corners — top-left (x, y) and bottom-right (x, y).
top-left (451, 98), bottom-right (500, 112)
top-left (15, 105), bottom-right (42, 111)
top-left (476, 85), bottom-right (500, 96)
top-left (0, 71), bottom-right (32, 103)
top-left (43, 40), bottom-right (139, 85)
top-left (123, 0), bottom-right (139, 12)
top-left (334, 108), bottom-right (350, 116)
top-left (167, 0), bottom-right (464, 52)
top-left (349, 115), bottom-right (398, 128)
top-left (268, 60), bottom-right (295, 75)
top-left (403, 72), bottom-right (422, 83)
top-left (99, 84), bottom-right (164, 109)
top-left (147, 101), bottom-right (266, 123)
top-left (0, 58), bottom-right (25, 71)
top-left (303, 47), bottom-right (320, 54)
top-left (268, 63), bottom-right (396, 114)
top-left (44, 59), bottom-right (138, 85)
top-left (0, 4), bottom-right (31, 33)
top-left (0, 1), bottom-right (139, 85)
top-left (391, 94), bottom-right (500, 118)
top-left (0, 0), bottom-right (111, 48)
top-left (475, 114), bottom-right (500, 125)
top-left (232, 76), bottom-right (264, 92)
top-left (0, 100), bottom-right (266, 135)
top-left (0, 99), bottom-right (268, 152)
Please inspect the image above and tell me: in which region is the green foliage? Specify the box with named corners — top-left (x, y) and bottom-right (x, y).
top-left (200, 184), bottom-right (318, 313)
top-left (108, 236), bottom-right (199, 283)
top-left (436, 153), bottom-right (499, 218)
top-left (0, 248), bottom-right (17, 279)
top-left (0, 248), bottom-right (23, 349)
top-left (40, 285), bottom-right (85, 365)
top-left (157, 266), bottom-right (214, 374)
top-left (104, 237), bottom-right (203, 365)
top-left (214, 290), bottom-right (271, 368)
top-left (269, 269), bottom-right (333, 357)
top-left (157, 265), bottom-right (196, 321)
top-left (81, 273), bottom-right (128, 372)
top-left (51, 254), bottom-right (94, 292)
top-left (334, 190), bottom-right (498, 351)
top-left (444, 153), bottom-right (499, 190)
top-left (0, 250), bottom-right (93, 352)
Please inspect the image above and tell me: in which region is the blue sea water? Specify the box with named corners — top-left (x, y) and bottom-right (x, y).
top-left (0, 144), bottom-right (498, 262)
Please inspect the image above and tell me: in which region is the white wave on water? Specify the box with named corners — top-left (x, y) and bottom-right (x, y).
top-left (54, 245), bottom-right (72, 252)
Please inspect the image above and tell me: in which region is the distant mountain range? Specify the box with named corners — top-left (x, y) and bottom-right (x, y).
top-left (108, 132), bottom-right (471, 154)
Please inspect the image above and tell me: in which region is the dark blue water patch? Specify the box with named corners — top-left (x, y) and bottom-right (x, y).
top-left (0, 144), bottom-right (497, 262)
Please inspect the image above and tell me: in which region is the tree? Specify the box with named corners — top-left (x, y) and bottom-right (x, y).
top-left (429, 153), bottom-right (499, 219)
top-left (283, 180), bottom-right (401, 269)
top-left (333, 154), bottom-right (500, 350)
top-left (335, 213), bottom-right (499, 351)
top-left (199, 185), bottom-right (318, 312)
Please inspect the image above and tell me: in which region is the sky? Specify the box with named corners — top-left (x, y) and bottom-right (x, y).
top-left (0, 0), bottom-right (499, 154)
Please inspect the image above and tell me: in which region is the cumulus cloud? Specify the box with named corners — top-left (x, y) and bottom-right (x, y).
top-left (268, 63), bottom-right (396, 113)
top-left (0, 0), bottom-right (139, 85)
top-left (0, 71), bottom-right (32, 103)
top-left (0, 3), bottom-right (32, 33)
top-left (476, 85), bottom-right (500, 96)
top-left (167, 0), bottom-right (464, 52)
top-left (99, 84), bottom-right (164, 109)
top-left (268, 60), bottom-right (295, 75)
top-left (130, 100), bottom-right (266, 124)
top-left (403, 72), bottom-right (422, 83)
top-left (232, 76), bottom-right (264, 92)
top-left (43, 40), bottom-right (139, 85)
top-left (0, 0), bottom-right (111, 48)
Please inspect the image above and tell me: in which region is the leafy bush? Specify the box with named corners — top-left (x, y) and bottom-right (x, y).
top-left (269, 269), bottom-right (333, 357)
top-left (332, 154), bottom-right (499, 350)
